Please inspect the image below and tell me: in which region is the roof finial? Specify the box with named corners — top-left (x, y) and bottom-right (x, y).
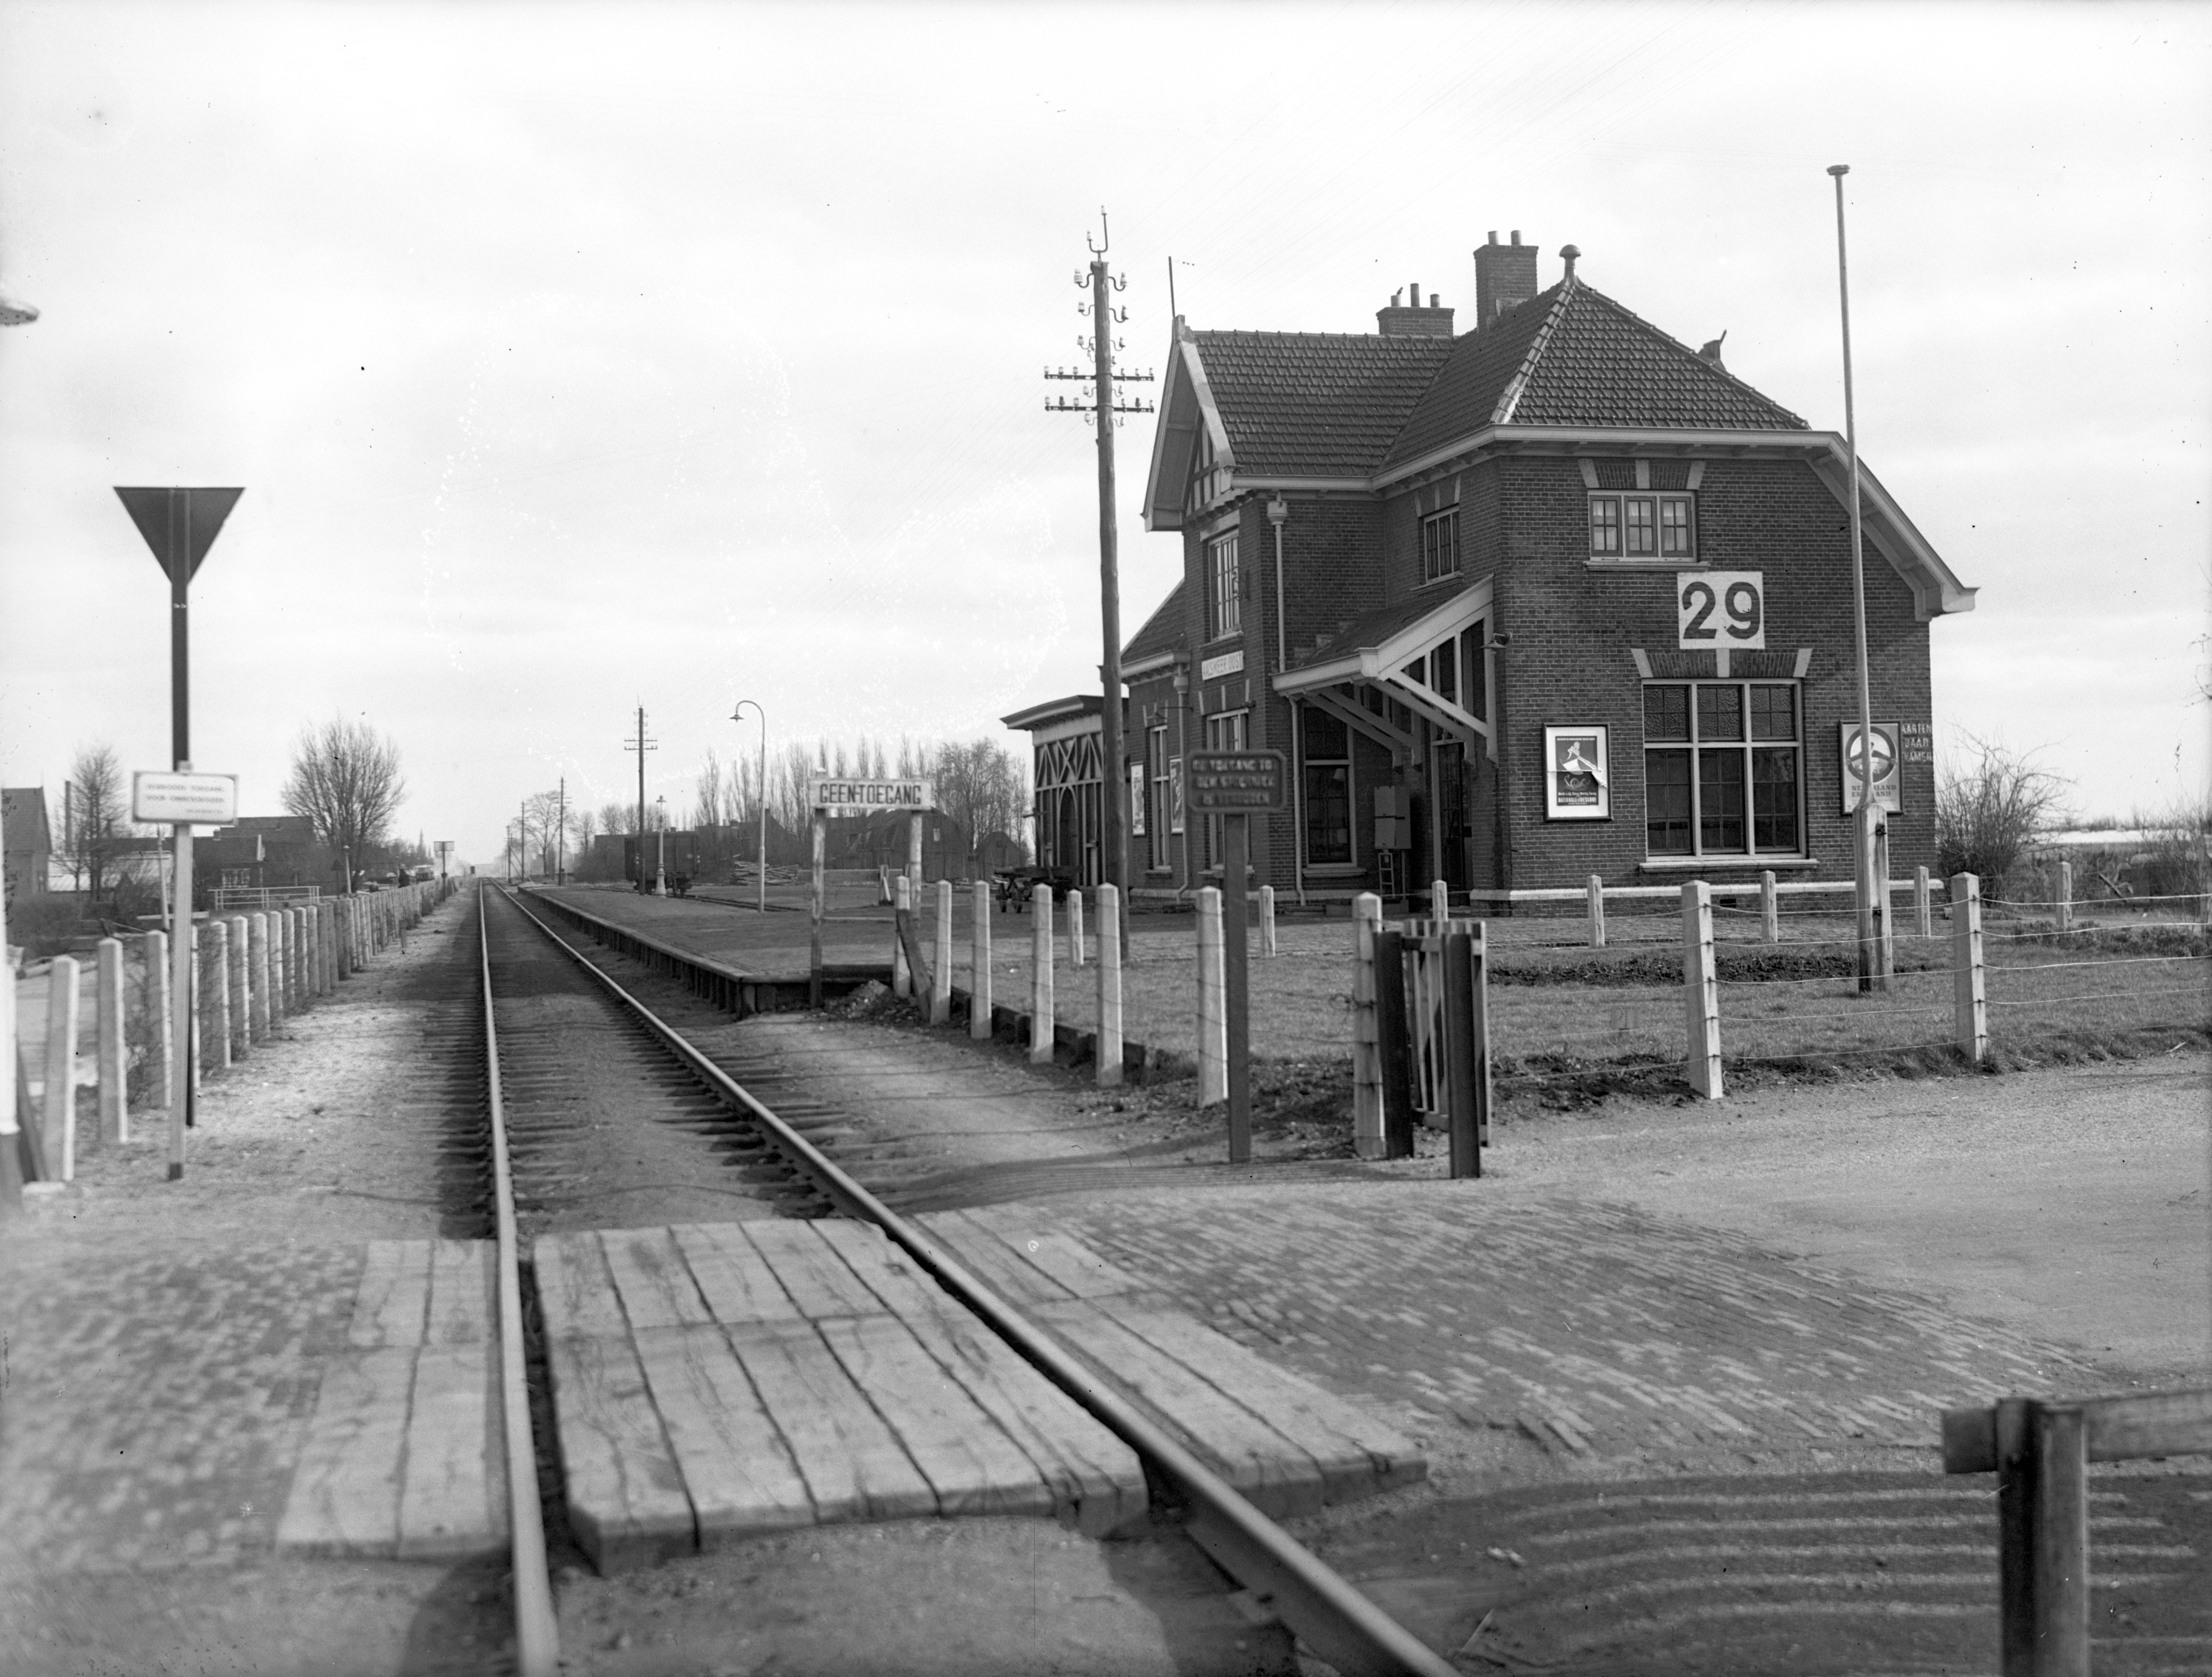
top-left (1560, 244), bottom-right (1580, 282)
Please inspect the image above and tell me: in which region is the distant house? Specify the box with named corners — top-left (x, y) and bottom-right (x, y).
top-left (2, 787), bottom-right (51, 903)
top-left (196, 814), bottom-right (333, 905)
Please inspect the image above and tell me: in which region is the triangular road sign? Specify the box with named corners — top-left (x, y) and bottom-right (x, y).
top-left (115, 487), bottom-right (243, 584)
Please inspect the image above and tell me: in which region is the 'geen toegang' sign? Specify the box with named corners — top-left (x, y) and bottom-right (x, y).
top-left (133, 771), bottom-right (238, 826)
top-left (807, 777), bottom-right (934, 814)
top-left (1187, 750), bottom-right (1287, 814)
top-left (1677, 570), bottom-right (1766, 650)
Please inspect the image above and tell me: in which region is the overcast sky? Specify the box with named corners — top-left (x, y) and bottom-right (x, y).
top-left (2, 0), bottom-right (2206, 866)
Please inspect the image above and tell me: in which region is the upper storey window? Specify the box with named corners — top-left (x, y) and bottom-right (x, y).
top-left (1421, 508), bottom-right (1460, 583)
top-left (1207, 532), bottom-right (1241, 639)
top-left (1590, 492), bottom-right (1696, 561)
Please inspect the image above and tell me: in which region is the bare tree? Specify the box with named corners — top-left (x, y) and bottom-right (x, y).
top-left (928, 738), bottom-right (1029, 869)
top-left (56, 742), bottom-right (130, 900)
top-left (1935, 736), bottom-right (2071, 893)
top-left (282, 718), bottom-right (406, 888)
top-left (597, 800), bottom-right (635, 836)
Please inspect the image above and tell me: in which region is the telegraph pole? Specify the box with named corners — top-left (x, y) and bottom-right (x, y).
top-left (1046, 211), bottom-right (1154, 927)
top-left (624, 707), bottom-right (657, 893)
top-left (557, 777), bottom-right (566, 883)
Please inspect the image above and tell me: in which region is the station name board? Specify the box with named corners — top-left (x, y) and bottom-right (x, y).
top-left (1186, 751), bottom-right (1286, 814)
top-left (807, 777), bottom-right (935, 813)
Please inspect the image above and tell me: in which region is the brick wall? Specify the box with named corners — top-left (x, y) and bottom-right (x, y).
top-left (1492, 454), bottom-right (1938, 892)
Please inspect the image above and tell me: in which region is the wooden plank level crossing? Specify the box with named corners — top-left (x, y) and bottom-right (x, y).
top-left (277, 1239), bottom-right (510, 1560)
top-left (535, 1216), bottom-right (1425, 1572)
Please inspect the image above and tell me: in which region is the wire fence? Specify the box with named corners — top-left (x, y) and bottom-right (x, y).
top-left (914, 878), bottom-right (2207, 1100)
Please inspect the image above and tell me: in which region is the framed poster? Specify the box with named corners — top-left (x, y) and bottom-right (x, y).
top-left (1168, 757), bottom-right (1185, 834)
top-left (1837, 722), bottom-right (1902, 814)
top-left (1543, 725), bottom-right (1610, 820)
top-left (1128, 762), bottom-right (1145, 837)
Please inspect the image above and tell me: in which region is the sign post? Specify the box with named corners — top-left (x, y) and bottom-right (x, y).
top-left (805, 779), bottom-right (934, 1009)
top-left (133, 771), bottom-right (238, 1180)
top-left (1187, 750), bottom-right (1285, 1164)
top-left (116, 487), bottom-right (242, 1181)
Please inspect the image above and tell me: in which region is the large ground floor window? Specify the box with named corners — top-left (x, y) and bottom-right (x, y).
top-left (1644, 680), bottom-right (1801, 857)
top-left (1300, 707), bottom-right (1353, 866)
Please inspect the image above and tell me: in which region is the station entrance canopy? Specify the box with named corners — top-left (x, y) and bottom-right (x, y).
top-left (1273, 581), bottom-right (1495, 766)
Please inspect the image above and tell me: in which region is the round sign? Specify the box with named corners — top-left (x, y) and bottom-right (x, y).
top-left (1843, 727), bottom-right (1895, 789)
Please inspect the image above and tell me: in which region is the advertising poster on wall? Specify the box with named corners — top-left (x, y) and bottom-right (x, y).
top-left (1543, 725), bottom-right (1610, 819)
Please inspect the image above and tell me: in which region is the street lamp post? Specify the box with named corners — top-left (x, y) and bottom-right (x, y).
top-left (654, 795), bottom-right (667, 897)
top-left (733, 700), bottom-right (768, 914)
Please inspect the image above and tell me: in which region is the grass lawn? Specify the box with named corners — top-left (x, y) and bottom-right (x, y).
top-left (929, 901), bottom-right (2209, 1090)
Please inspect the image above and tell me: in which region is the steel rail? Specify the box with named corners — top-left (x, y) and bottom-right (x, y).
top-left (478, 889), bottom-right (561, 1676)
top-left (493, 886), bottom-right (1453, 1677)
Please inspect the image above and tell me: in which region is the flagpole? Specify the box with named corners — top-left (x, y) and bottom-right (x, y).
top-left (1828, 164), bottom-right (1883, 994)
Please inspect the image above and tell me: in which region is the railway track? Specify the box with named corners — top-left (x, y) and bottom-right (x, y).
top-left (464, 882), bottom-right (1456, 1677)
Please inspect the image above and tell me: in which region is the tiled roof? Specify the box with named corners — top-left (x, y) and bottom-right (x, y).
top-left (1121, 578), bottom-right (1187, 665)
top-left (1194, 330), bottom-right (1458, 477)
top-left (1286, 592), bottom-right (1454, 673)
top-left (1383, 279), bottom-right (1805, 468)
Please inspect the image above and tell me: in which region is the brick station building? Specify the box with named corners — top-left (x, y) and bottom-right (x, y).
top-left (1010, 232), bottom-right (1977, 908)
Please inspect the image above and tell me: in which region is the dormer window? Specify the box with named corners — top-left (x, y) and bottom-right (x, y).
top-left (1590, 492), bottom-right (1696, 560)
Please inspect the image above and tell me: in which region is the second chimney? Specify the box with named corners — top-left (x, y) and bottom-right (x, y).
top-left (1376, 281), bottom-right (1455, 336)
top-left (1474, 230), bottom-right (1540, 328)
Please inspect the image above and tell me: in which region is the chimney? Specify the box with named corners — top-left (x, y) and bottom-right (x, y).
top-left (1474, 229), bottom-right (1540, 329)
top-left (1376, 280), bottom-right (1455, 336)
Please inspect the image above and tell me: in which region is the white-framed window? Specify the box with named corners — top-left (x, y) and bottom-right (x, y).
top-left (1202, 708), bottom-right (1247, 868)
top-left (1420, 507), bottom-right (1459, 583)
top-left (1591, 492), bottom-right (1696, 560)
top-left (1207, 532), bottom-right (1241, 639)
top-left (1643, 680), bottom-right (1801, 857)
top-left (1299, 707), bottom-right (1354, 866)
top-left (1146, 725), bottom-right (1171, 869)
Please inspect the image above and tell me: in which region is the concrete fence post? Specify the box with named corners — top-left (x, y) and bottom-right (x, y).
top-left (272, 912), bottom-right (292, 1022)
top-left (141, 931), bottom-right (170, 1120)
top-left (1196, 886), bottom-right (1226, 1106)
top-left (1259, 885), bottom-right (1277, 957)
top-left (96, 937), bottom-right (126, 1147)
top-left (1068, 889), bottom-right (1085, 969)
top-left (1029, 884), bottom-right (1055, 1065)
top-left (188, 925), bottom-right (203, 1094)
top-left (1681, 880), bottom-right (1722, 1099)
top-left (1915, 865), bottom-right (1934, 940)
top-left (1, 912), bottom-right (19, 1215)
top-left (892, 876), bottom-right (912, 998)
top-left (1953, 871), bottom-right (1988, 1063)
top-left (287, 909), bottom-right (306, 1009)
top-left (45, 955), bottom-right (80, 1179)
top-left (225, 916), bottom-right (250, 1059)
top-left (1351, 892), bottom-right (1384, 1159)
top-left (248, 915), bottom-right (271, 1042)
top-left (303, 905), bottom-right (321, 998)
top-left (1432, 878), bottom-right (1450, 922)
top-left (322, 900), bottom-right (337, 991)
top-left (1586, 874), bottom-right (1606, 949)
top-left (1760, 870), bottom-right (1780, 944)
top-left (206, 919), bottom-right (232, 1072)
top-left (930, 878), bottom-right (953, 1026)
top-left (2056, 858), bottom-right (2073, 936)
top-left (970, 880), bottom-right (993, 1041)
top-left (1097, 882), bottom-right (1123, 1088)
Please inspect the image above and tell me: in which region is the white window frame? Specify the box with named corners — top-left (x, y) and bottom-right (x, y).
top-left (1207, 532), bottom-right (1241, 640)
top-left (1297, 705), bottom-right (1357, 870)
top-left (1420, 507), bottom-right (1460, 584)
top-left (1589, 492), bottom-right (1697, 562)
top-left (1642, 678), bottom-right (1805, 859)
